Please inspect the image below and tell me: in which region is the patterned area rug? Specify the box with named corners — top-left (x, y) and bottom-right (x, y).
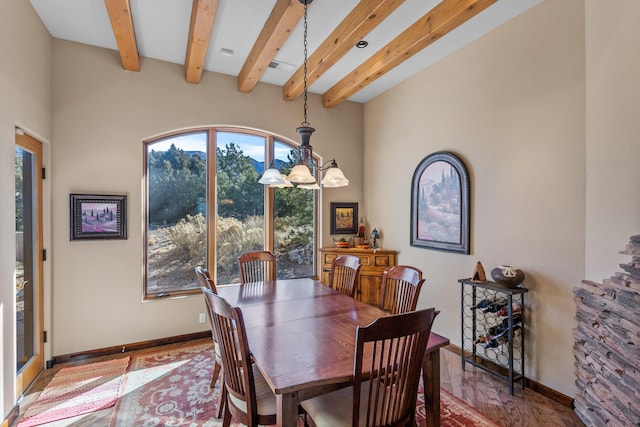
top-left (18, 357), bottom-right (130, 427)
top-left (110, 339), bottom-right (497, 426)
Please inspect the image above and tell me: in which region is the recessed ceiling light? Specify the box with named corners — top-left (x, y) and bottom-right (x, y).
top-left (220, 48), bottom-right (234, 57)
top-left (355, 40), bottom-right (368, 48)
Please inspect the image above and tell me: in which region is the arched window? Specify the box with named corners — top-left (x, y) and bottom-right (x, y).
top-left (144, 127), bottom-right (317, 299)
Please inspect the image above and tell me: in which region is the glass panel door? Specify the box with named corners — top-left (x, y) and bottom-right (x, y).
top-left (15, 132), bottom-right (44, 396)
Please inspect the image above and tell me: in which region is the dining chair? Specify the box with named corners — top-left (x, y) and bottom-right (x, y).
top-left (329, 254), bottom-right (362, 298)
top-left (238, 250), bottom-right (277, 284)
top-left (379, 265), bottom-right (425, 315)
top-left (201, 287), bottom-right (278, 427)
top-left (301, 308), bottom-right (438, 427)
top-left (195, 266), bottom-right (226, 418)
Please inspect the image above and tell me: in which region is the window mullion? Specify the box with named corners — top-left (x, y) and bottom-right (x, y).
top-left (264, 135), bottom-right (275, 253)
top-left (208, 128), bottom-right (217, 281)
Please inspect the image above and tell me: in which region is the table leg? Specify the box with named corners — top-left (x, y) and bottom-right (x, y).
top-left (276, 392), bottom-right (299, 427)
top-left (423, 349), bottom-right (441, 427)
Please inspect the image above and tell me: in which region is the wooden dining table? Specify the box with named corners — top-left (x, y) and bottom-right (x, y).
top-left (216, 277), bottom-right (449, 427)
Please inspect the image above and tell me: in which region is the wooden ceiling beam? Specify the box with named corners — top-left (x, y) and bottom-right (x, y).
top-left (185, 0), bottom-right (219, 84)
top-left (322, 0), bottom-right (497, 108)
top-left (238, 0), bottom-right (305, 93)
top-left (283, 0), bottom-right (405, 101)
top-left (104, 0), bottom-right (140, 71)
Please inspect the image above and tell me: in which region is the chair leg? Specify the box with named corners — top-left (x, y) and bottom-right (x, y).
top-left (217, 377), bottom-right (226, 419)
top-left (222, 399), bottom-right (232, 427)
top-left (210, 361), bottom-right (222, 389)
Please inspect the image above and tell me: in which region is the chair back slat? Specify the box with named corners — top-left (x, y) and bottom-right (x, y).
top-left (329, 254), bottom-right (361, 298)
top-left (380, 265), bottom-right (425, 314)
top-left (238, 251), bottom-right (277, 284)
top-left (353, 308), bottom-right (437, 427)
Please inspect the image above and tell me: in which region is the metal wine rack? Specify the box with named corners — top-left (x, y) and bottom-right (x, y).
top-left (459, 278), bottom-right (528, 395)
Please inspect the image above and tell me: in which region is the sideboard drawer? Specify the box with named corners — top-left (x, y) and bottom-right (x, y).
top-left (374, 255), bottom-right (391, 267)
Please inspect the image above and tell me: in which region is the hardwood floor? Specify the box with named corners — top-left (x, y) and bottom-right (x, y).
top-left (440, 349), bottom-right (585, 427)
top-left (12, 341), bottom-right (585, 427)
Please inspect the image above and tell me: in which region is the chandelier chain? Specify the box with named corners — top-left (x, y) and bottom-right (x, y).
top-left (302, 1), bottom-right (309, 127)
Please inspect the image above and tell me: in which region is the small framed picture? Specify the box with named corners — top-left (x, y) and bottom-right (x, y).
top-left (330, 202), bottom-right (358, 235)
top-left (70, 194), bottom-right (127, 240)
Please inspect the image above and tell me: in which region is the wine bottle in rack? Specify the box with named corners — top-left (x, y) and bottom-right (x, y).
top-left (483, 333), bottom-right (505, 348)
top-left (504, 313), bottom-right (522, 326)
top-left (494, 302), bottom-right (522, 317)
top-left (482, 298), bottom-right (508, 313)
top-left (473, 334), bottom-right (490, 345)
top-left (488, 323), bottom-right (506, 336)
top-left (482, 324), bottom-right (522, 348)
top-left (492, 313), bottom-right (522, 332)
top-left (486, 313), bottom-right (523, 339)
top-left (470, 299), bottom-right (493, 310)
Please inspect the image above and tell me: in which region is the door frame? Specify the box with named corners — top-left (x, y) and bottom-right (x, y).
top-left (15, 131), bottom-right (44, 397)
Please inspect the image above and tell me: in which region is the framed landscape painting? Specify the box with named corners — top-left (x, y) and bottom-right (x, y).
top-left (70, 194), bottom-right (127, 240)
top-left (410, 152), bottom-right (470, 254)
top-left (330, 202), bottom-right (358, 235)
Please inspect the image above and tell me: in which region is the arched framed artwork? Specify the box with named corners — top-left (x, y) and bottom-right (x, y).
top-left (410, 151), bottom-right (470, 254)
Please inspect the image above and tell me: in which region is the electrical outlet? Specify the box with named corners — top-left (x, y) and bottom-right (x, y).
top-left (199, 313), bottom-right (206, 323)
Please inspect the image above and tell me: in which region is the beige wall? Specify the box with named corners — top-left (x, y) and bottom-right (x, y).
top-left (364, 0), bottom-right (585, 396)
top-left (50, 40), bottom-right (363, 356)
top-left (0, 0), bottom-right (52, 418)
top-left (585, 0), bottom-right (640, 281)
top-left (4, 0), bottom-right (640, 417)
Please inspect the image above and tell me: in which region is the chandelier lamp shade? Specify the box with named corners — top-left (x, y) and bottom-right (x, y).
top-left (257, 163), bottom-right (289, 185)
top-left (258, 0), bottom-right (348, 190)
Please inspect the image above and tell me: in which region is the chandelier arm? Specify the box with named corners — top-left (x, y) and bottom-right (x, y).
top-left (318, 159), bottom-right (338, 170)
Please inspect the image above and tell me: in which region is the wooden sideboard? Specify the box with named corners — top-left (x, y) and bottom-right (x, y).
top-left (319, 247), bottom-right (397, 307)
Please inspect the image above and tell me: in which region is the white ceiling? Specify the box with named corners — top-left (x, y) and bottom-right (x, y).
top-left (29, 0), bottom-right (541, 104)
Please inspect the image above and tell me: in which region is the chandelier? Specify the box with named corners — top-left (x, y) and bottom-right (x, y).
top-left (259, 0), bottom-right (349, 189)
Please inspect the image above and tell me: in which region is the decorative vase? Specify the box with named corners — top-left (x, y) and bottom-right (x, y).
top-left (490, 265), bottom-right (525, 288)
top-left (333, 237), bottom-right (352, 248)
